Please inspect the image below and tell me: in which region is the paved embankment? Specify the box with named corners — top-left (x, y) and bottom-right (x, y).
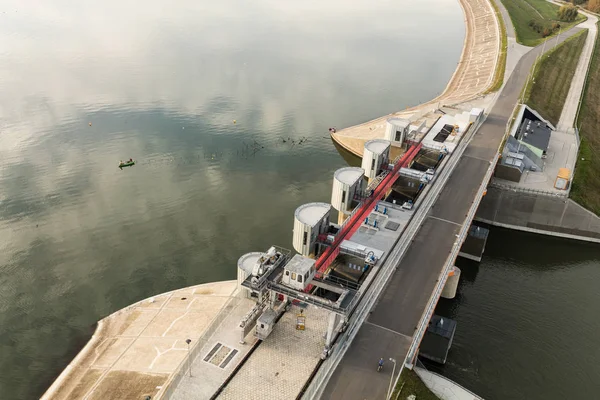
top-left (475, 186), bottom-right (600, 242)
top-left (41, 281), bottom-right (246, 400)
top-left (330, 0), bottom-right (500, 157)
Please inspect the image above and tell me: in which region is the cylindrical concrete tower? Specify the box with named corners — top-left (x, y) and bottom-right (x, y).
top-left (441, 266), bottom-right (461, 299)
top-left (331, 167), bottom-right (365, 224)
top-left (237, 252), bottom-right (262, 296)
top-left (384, 117), bottom-right (410, 144)
top-left (361, 139), bottom-right (391, 180)
top-left (293, 202), bottom-right (331, 257)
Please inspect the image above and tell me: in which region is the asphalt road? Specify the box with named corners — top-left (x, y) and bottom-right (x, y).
top-left (321, 26), bottom-right (583, 400)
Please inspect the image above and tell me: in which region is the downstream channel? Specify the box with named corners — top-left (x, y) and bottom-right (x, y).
top-left (432, 227), bottom-right (600, 399)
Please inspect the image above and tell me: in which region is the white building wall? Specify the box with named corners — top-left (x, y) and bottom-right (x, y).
top-left (292, 205), bottom-right (331, 256)
top-left (384, 118), bottom-right (410, 144)
top-left (292, 218), bottom-right (312, 256)
top-left (237, 269), bottom-right (250, 298)
top-left (361, 140), bottom-right (390, 180)
top-left (331, 178), bottom-right (348, 211)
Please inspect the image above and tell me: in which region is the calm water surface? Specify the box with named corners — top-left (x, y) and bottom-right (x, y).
top-left (0, 0), bottom-right (464, 398)
top-left (434, 228), bottom-right (600, 400)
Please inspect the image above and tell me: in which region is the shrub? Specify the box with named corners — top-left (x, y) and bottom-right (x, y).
top-left (558, 4), bottom-right (579, 22)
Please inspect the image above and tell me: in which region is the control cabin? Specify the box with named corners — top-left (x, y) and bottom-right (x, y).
top-left (281, 254), bottom-right (316, 291)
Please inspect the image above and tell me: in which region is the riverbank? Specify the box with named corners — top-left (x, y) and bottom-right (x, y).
top-left (331, 0), bottom-right (501, 157)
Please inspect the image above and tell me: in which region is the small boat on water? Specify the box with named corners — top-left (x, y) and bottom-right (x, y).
top-left (119, 159), bottom-right (135, 168)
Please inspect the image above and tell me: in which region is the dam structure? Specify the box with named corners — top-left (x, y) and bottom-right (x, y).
top-left (43, 105), bottom-right (486, 400)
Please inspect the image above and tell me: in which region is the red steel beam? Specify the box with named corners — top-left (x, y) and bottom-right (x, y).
top-left (304, 144), bottom-right (422, 292)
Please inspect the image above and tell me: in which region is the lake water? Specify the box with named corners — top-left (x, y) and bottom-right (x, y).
top-left (0, 0), bottom-right (464, 398)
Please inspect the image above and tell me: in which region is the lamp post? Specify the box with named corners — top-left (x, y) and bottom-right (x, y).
top-left (386, 357), bottom-right (397, 399)
top-left (186, 339), bottom-right (192, 377)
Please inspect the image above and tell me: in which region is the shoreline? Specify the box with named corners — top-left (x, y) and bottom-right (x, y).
top-left (331, 0), bottom-right (501, 157)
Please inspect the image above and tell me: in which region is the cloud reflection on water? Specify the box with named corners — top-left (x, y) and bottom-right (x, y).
top-left (0, 0), bottom-right (464, 398)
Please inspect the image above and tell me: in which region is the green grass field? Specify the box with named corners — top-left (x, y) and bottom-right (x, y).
top-left (500, 0), bottom-right (586, 46)
top-left (571, 22), bottom-right (600, 215)
top-left (485, 0), bottom-right (508, 93)
top-left (390, 368), bottom-right (440, 400)
top-left (524, 29), bottom-right (588, 126)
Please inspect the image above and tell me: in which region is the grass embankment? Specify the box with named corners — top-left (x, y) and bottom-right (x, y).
top-left (523, 29), bottom-right (588, 125)
top-left (389, 368), bottom-right (440, 400)
top-left (500, 0), bottom-right (586, 46)
top-left (571, 22), bottom-right (600, 214)
top-left (485, 0), bottom-right (509, 93)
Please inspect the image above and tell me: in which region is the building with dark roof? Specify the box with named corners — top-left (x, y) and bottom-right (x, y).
top-left (516, 118), bottom-right (551, 158)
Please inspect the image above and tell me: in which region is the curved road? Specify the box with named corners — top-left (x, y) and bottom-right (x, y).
top-left (320, 21), bottom-right (584, 400)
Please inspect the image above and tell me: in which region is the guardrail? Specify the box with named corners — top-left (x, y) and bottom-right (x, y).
top-left (489, 181), bottom-right (568, 198)
top-left (404, 156), bottom-right (495, 368)
top-left (302, 116), bottom-right (486, 400)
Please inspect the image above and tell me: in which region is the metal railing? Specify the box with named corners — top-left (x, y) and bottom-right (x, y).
top-left (383, 115), bottom-right (491, 397)
top-left (403, 120), bottom-right (492, 369)
top-left (489, 180), bottom-right (568, 198)
top-left (302, 115), bottom-right (486, 400)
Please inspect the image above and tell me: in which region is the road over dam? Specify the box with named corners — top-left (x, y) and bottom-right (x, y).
top-left (320, 26), bottom-right (584, 400)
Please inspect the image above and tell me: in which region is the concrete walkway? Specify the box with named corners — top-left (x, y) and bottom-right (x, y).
top-left (492, 0), bottom-right (533, 83)
top-left (556, 9), bottom-right (598, 131)
top-left (415, 367), bottom-right (484, 400)
top-left (41, 280), bottom-right (246, 400)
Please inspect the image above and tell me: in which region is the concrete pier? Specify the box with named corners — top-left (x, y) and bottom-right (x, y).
top-left (441, 266), bottom-right (461, 299)
top-left (418, 315), bottom-right (457, 365)
top-left (458, 224), bottom-right (490, 262)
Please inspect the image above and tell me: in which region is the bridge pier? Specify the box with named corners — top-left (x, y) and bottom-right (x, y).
top-left (458, 224), bottom-right (489, 262)
top-left (441, 266), bottom-right (461, 300)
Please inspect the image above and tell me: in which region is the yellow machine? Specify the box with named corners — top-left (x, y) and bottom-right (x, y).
top-left (296, 310), bottom-right (306, 331)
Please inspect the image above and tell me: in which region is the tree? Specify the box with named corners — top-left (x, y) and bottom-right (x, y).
top-left (557, 4), bottom-right (578, 22)
top-left (589, 0), bottom-right (600, 12)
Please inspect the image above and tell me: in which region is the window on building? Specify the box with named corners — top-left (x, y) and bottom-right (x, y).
top-left (395, 130), bottom-right (401, 141)
top-left (305, 272), bottom-right (309, 281)
top-left (292, 272), bottom-right (297, 280)
top-left (298, 275), bottom-right (303, 283)
top-left (303, 232), bottom-right (307, 245)
top-left (285, 270), bottom-right (290, 276)
top-left (342, 190), bottom-right (346, 203)
top-left (261, 324), bottom-right (265, 329)
top-left (371, 159), bottom-right (375, 170)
